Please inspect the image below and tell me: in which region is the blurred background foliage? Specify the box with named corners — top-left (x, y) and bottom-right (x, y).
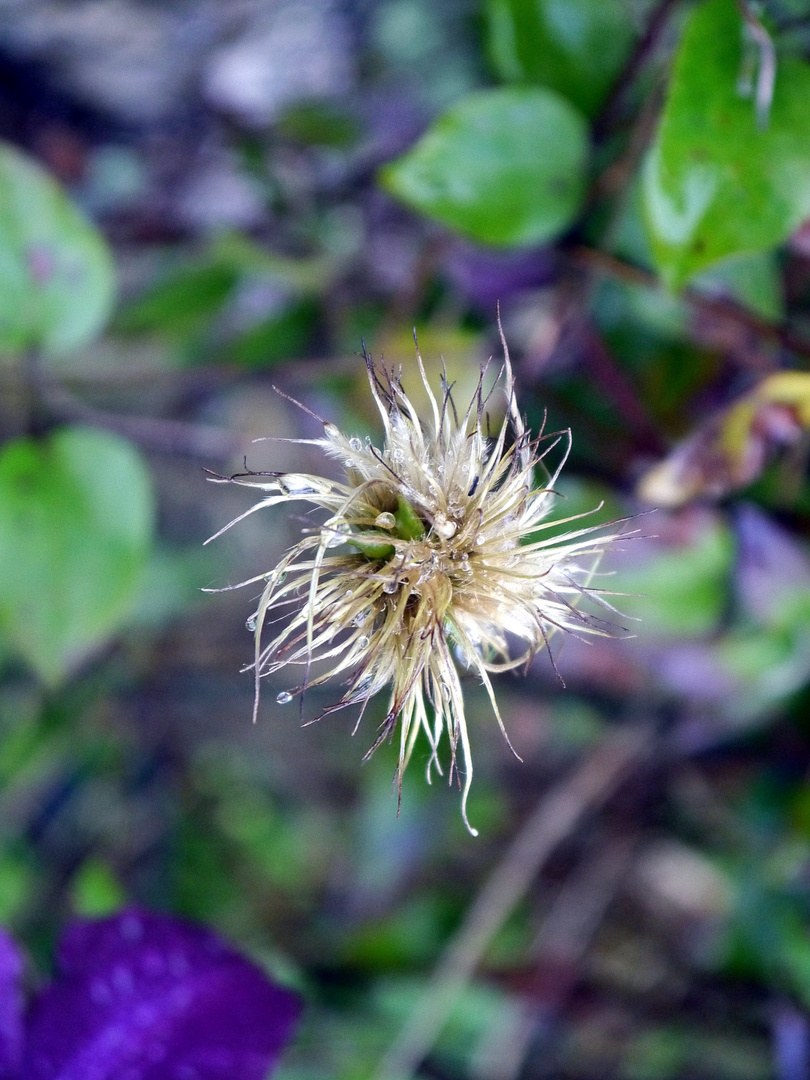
top-left (2, 0), bottom-right (810, 1077)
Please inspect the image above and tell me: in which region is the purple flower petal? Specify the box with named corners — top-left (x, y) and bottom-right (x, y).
top-left (0, 928), bottom-right (24, 1079)
top-left (21, 909), bottom-right (301, 1080)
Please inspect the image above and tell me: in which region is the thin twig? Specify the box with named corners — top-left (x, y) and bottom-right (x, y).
top-left (593, 0), bottom-right (680, 142)
top-left (42, 384), bottom-right (247, 461)
top-left (583, 328), bottom-right (667, 455)
top-left (372, 725), bottom-right (651, 1080)
top-left (569, 246), bottom-right (810, 363)
top-left (22, 348), bottom-right (48, 437)
top-left (471, 833), bottom-right (638, 1080)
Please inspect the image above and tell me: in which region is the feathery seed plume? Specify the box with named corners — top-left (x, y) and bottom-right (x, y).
top-left (208, 325), bottom-right (623, 834)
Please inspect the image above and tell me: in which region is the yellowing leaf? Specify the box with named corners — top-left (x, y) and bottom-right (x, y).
top-left (638, 372), bottom-right (810, 507)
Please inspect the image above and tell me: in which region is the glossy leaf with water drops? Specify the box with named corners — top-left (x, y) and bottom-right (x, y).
top-left (379, 87), bottom-right (588, 247)
top-left (642, 0), bottom-right (810, 288)
top-left (18, 909), bottom-right (301, 1080)
top-left (0, 141), bottom-right (115, 357)
top-left (0, 425), bottom-right (154, 685)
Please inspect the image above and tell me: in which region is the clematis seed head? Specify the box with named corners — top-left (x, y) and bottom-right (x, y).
top-left (208, 323), bottom-right (625, 835)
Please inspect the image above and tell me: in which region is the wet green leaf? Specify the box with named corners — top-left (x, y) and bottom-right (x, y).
top-left (0, 426), bottom-right (154, 685)
top-left (0, 142), bottom-right (115, 356)
top-left (380, 87), bottom-right (588, 247)
top-left (485, 0), bottom-right (638, 116)
top-left (643, 0), bottom-right (810, 288)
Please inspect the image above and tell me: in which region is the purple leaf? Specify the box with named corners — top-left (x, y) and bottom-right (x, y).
top-left (0, 929), bottom-right (24, 1079)
top-left (21, 909), bottom-right (301, 1080)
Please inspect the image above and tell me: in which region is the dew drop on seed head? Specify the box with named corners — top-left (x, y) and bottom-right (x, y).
top-left (383, 580), bottom-right (398, 594)
top-left (327, 523), bottom-right (351, 547)
top-left (357, 636), bottom-right (370, 648)
top-left (349, 437), bottom-right (362, 451)
top-left (246, 615), bottom-right (257, 632)
top-left (281, 476), bottom-right (317, 496)
top-left (375, 511), bottom-right (396, 530)
top-left (391, 447), bottom-right (404, 463)
top-left (433, 513), bottom-right (457, 539)
top-left (276, 691), bottom-right (293, 704)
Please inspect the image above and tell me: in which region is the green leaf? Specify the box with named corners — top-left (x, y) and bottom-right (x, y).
top-left (379, 87), bottom-right (588, 247)
top-left (692, 251), bottom-right (784, 321)
top-left (0, 142), bottom-right (115, 356)
top-left (485, 0), bottom-right (638, 117)
top-left (643, 0), bottom-right (810, 288)
top-left (118, 260), bottom-right (240, 339)
top-left (0, 426), bottom-right (154, 685)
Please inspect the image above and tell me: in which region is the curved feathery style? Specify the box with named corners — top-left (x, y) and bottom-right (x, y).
top-left (208, 324), bottom-right (624, 835)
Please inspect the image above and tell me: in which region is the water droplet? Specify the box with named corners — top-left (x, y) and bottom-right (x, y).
top-left (276, 691), bottom-right (293, 704)
top-left (168, 952), bottom-right (189, 977)
top-left (357, 636), bottom-right (370, 649)
top-left (281, 475), bottom-right (318, 496)
top-left (476, 535), bottom-right (485, 545)
top-left (324, 422), bottom-right (340, 438)
top-left (433, 512), bottom-right (457, 539)
top-left (327, 522), bottom-right (351, 547)
top-left (364, 435), bottom-right (372, 447)
top-left (391, 447), bottom-right (404, 463)
top-left (383, 580), bottom-right (398, 594)
top-left (349, 436), bottom-right (362, 451)
top-left (353, 608), bottom-right (371, 626)
top-left (246, 614), bottom-right (257, 632)
top-left (90, 978), bottom-right (112, 1005)
top-left (112, 965), bottom-right (134, 995)
top-left (143, 951), bottom-right (164, 976)
top-left (375, 511), bottom-right (396, 530)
